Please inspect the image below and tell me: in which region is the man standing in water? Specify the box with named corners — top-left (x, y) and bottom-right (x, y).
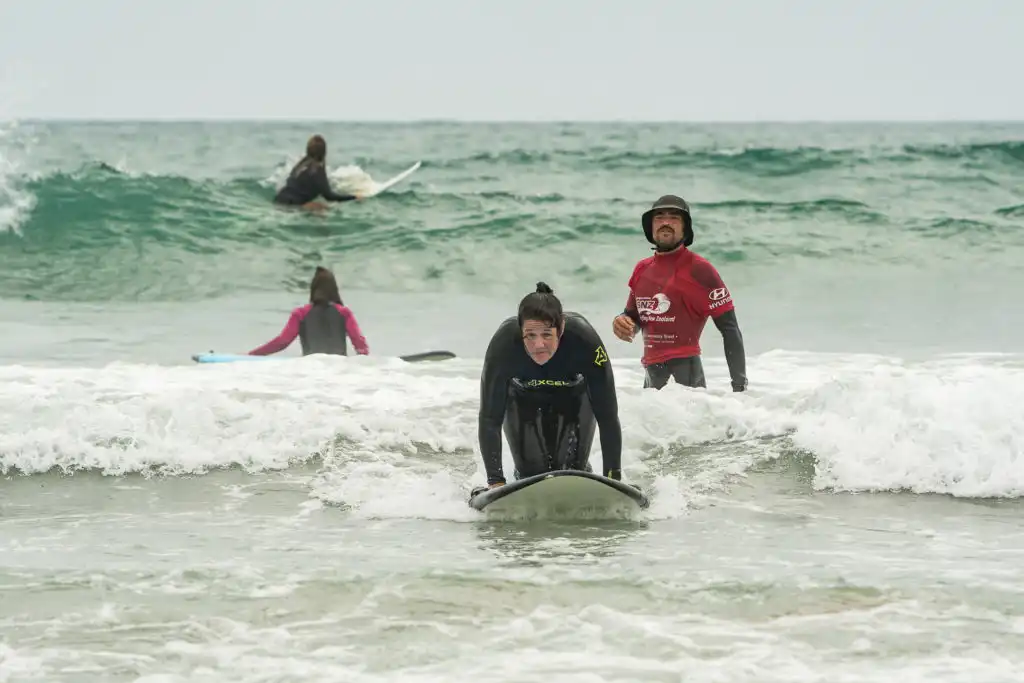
top-left (611, 195), bottom-right (748, 391)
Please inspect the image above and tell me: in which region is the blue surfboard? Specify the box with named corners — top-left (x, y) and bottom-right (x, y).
top-left (191, 353), bottom-right (273, 364)
top-left (191, 350), bottom-right (455, 364)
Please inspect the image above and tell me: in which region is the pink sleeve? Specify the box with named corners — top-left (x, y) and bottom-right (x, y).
top-left (249, 310), bottom-right (302, 355)
top-left (336, 304), bottom-right (369, 354)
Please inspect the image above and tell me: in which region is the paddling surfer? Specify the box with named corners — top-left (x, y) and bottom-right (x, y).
top-left (474, 282), bottom-right (625, 493)
top-left (273, 135), bottom-right (362, 209)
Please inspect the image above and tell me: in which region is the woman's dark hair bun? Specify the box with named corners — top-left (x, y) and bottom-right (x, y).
top-left (518, 281), bottom-right (562, 330)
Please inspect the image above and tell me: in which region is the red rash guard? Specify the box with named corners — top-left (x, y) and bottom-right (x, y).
top-left (624, 247), bottom-right (735, 366)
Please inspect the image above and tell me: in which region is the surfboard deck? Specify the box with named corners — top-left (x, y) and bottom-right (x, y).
top-left (363, 161), bottom-right (421, 198)
top-left (468, 470), bottom-right (648, 519)
top-left (191, 350), bottom-right (455, 364)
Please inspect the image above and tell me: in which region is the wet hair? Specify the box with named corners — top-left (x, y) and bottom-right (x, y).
top-left (517, 281), bottom-right (563, 331)
top-left (309, 266), bottom-right (343, 305)
top-left (305, 135), bottom-right (327, 162)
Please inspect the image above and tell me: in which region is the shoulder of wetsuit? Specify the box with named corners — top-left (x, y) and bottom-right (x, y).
top-left (562, 310), bottom-right (588, 325)
top-left (561, 311), bottom-right (600, 343)
top-left (484, 315), bottom-right (521, 357)
top-left (562, 312), bottom-right (610, 365)
top-left (494, 315), bottom-right (519, 339)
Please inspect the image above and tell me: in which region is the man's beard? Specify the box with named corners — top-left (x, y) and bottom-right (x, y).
top-left (654, 229), bottom-right (682, 252)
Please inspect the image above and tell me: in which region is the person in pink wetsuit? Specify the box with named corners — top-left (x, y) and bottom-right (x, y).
top-left (249, 266), bottom-right (369, 357)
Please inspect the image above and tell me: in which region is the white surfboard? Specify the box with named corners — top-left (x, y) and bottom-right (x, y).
top-left (468, 470), bottom-right (648, 521)
top-left (363, 161), bottom-right (421, 198)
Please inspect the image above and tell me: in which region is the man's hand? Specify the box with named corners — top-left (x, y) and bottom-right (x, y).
top-left (612, 314), bottom-right (636, 342)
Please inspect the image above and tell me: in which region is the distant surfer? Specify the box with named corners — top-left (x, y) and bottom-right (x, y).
top-left (273, 135), bottom-right (361, 209)
top-left (475, 282), bottom-right (624, 492)
top-left (611, 195), bottom-right (747, 391)
top-left (248, 266), bottom-right (369, 357)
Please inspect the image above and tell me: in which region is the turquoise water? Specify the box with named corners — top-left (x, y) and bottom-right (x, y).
top-left (1, 120), bottom-right (1023, 682)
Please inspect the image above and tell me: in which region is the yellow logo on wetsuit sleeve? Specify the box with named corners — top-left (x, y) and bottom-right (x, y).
top-left (594, 346), bottom-right (608, 367)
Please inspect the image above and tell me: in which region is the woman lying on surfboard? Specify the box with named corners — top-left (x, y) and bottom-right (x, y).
top-left (475, 282), bottom-right (625, 492)
top-left (248, 266), bottom-right (370, 357)
top-left (273, 135), bottom-right (361, 209)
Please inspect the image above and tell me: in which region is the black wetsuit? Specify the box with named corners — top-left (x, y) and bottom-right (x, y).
top-left (478, 312), bottom-right (623, 486)
top-left (274, 159), bottom-right (356, 205)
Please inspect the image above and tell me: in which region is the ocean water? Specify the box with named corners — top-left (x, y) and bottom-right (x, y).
top-left (1, 119), bottom-right (1023, 682)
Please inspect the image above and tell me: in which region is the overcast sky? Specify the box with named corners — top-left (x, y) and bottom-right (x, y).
top-left (1, 0), bottom-right (1021, 121)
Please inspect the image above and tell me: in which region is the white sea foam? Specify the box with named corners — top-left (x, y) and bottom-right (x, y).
top-left (2, 351), bottom-right (1021, 520)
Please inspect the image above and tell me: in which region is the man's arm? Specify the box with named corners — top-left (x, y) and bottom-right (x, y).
top-left (572, 318), bottom-right (623, 479)
top-left (692, 259), bottom-right (747, 392)
top-left (622, 261), bottom-right (647, 327)
top-left (712, 309), bottom-right (747, 391)
top-left (478, 319), bottom-right (516, 485)
top-left (613, 261), bottom-right (648, 342)
top-left (622, 289), bottom-right (641, 327)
